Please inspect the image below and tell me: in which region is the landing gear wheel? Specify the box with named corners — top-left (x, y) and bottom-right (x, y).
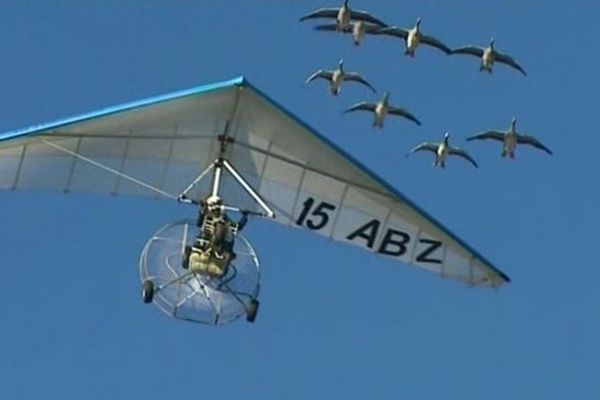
top-left (246, 299), bottom-right (259, 323)
top-left (182, 245), bottom-right (191, 269)
top-left (142, 280), bottom-right (155, 304)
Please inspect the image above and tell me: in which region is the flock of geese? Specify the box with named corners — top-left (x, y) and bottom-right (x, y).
top-left (300, 0), bottom-right (552, 168)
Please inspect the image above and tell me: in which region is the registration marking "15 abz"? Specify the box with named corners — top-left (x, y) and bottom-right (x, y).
top-left (296, 197), bottom-right (443, 264)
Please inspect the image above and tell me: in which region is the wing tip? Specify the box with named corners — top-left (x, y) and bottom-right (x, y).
top-left (492, 269), bottom-right (511, 285)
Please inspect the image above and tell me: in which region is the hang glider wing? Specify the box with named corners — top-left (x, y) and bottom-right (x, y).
top-left (0, 76), bottom-right (509, 288)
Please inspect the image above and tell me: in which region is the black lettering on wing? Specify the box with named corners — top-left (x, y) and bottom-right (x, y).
top-left (378, 228), bottom-right (410, 257)
top-left (416, 239), bottom-right (443, 264)
top-left (346, 219), bottom-right (380, 249)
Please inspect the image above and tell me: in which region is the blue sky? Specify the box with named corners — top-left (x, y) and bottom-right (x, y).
top-left (0, 1), bottom-right (598, 399)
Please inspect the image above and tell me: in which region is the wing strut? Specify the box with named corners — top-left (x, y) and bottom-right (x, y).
top-left (178, 131), bottom-right (275, 219)
top-left (221, 159), bottom-right (274, 218)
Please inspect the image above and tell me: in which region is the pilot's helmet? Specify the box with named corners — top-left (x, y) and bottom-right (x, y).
top-left (205, 195), bottom-right (224, 214)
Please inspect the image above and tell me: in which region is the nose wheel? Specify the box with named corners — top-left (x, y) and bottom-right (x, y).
top-left (182, 245), bottom-right (192, 269)
top-left (245, 299), bottom-right (260, 323)
top-left (142, 280), bottom-right (155, 303)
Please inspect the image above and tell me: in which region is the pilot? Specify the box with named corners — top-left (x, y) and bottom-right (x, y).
top-left (195, 195), bottom-right (247, 260)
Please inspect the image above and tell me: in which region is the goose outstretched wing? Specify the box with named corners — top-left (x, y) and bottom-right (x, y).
top-left (344, 102), bottom-right (377, 113)
top-left (314, 23), bottom-right (345, 32)
top-left (494, 51), bottom-right (527, 76)
top-left (420, 34), bottom-right (452, 54)
top-left (387, 106), bottom-right (421, 126)
top-left (349, 10), bottom-right (387, 26)
top-left (343, 73), bottom-right (377, 93)
top-left (315, 22), bottom-right (384, 34)
top-left (409, 142), bottom-right (438, 154)
top-left (449, 147), bottom-right (479, 168)
top-left (378, 26), bottom-right (410, 39)
top-left (363, 23), bottom-right (386, 34)
top-left (516, 134), bottom-right (552, 154)
top-left (299, 8), bottom-right (340, 22)
top-left (467, 130), bottom-right (506, 142)
top-left (305, 70), bottom-right (334, 84)
top-left (451, 45), bottom-right (485, 57)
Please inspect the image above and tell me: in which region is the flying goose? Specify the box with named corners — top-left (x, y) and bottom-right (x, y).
top-left (409, 132), bottom-right (478, 168)
top-left (452, 38), bottom-right (527, 76)
top-left (314, 21), bottom-right (385, 46)
top-left (344, 91), bottom-right (421, 128)
top-left (305, 59), bottom-right (377, 96)
top-left (466, 117), bottom-right (551, 158)
top-left (378, 17), bottom-right (452, 57)
top-left (299, 0), bottom-right (387, 31)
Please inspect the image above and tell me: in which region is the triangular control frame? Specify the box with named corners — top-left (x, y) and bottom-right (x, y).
top-left (178, 128), bottom-right (275, 219)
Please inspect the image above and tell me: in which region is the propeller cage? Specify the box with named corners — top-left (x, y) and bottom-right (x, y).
top-left (139, 220), bottom-right (260, 325)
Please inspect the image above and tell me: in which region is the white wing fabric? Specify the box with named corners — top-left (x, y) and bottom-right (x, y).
top-left (0, 76), bottom-right (509, 287)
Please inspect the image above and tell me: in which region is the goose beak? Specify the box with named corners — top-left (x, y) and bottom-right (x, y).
top-left (416, 17), bottom-right (422, 27)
